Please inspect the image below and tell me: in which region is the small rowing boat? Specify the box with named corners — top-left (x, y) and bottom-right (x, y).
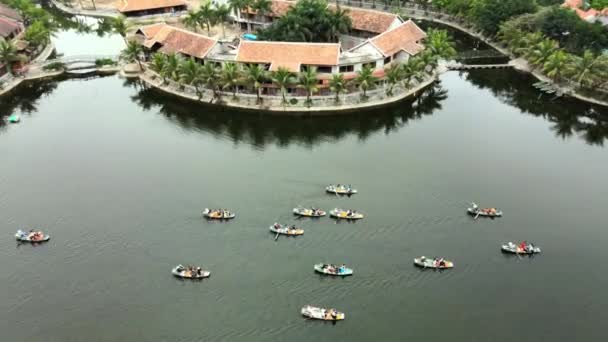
top-left (329, 208), bottom-right (364, 220)
top-left (325, 184), bottom-right (357, 195)
top-left (269, 223), bottom-right (304, 236)
top-left (172, 265), bottom-right (211, 279)
top-left (414, 256), bottom-right (454, 269)
top-left (293, 207), bottom-right (326, 217)
top-left (467, 202), bottom-right (502, 218)
top-left (501, 242), bottom-right (541, 255)
top-left (202, 208), bottom-right (236, 219)
top-left (314, 263), bottom-right (353, 276)
top-left (15, 229), bottom-right (50, 242)
top-left (301, 305), bottom-right (345, 321)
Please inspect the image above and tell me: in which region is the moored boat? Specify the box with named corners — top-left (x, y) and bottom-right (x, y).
top-left (8, 114), bottom-right (20, 123)
top-left (269, 223), bottom-right (304, 236)
top-left (15, 229), bottom-right (50, 242)
top-left (301, 305), bottom-right (345, 321)
top-left (325, 184), bottom-right (357, 195)
top-left (329, 208), bottom-right (364, 220)
top-left (171, 265), bottom-right (211, 279)
top-left (501, 242), bottom-right (541, 255)
top-left (314, 263), bottom-right (353, 276)
top-left (414, 256), bottom-right (454, 269)
top-left (467, 202), bottom-right (502, 218)
top-left (202, 208), bottom-right (236, 219)
top-left (293, 207), bottom-right (326, 217)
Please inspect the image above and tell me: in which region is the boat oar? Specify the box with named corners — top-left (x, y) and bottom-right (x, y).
top-left (474, 212), bottom-right (480, 220)
top-left (274, 232), bottom-right (280, 241)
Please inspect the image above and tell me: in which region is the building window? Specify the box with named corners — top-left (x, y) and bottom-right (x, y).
top-left (384, 56), bottom-right (391, 65)
top-left (316, 66), bottom-right (332, 73)
top-left (363, 62), bottom-right (376, 69)
top-left (339, 65), bottom-right (354, 72)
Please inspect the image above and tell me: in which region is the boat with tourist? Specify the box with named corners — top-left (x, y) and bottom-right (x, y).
top-left (467, 202), bottom-right (502, 218)
top-left (330, 208), bottom-right (364, 220)
top-left (301, 305), bottom-right (345, 321)
top-left (202, 208), bottom-right (236, 219)
top-left (293, 206), bottom-right (326, 217)
top-left (314, 263), bottom-right (353, 276)
top-left (15, 229), bottom-right (50, 242)
top-left (501, 241), bottom-right (541, 255)
top-left (326, 184), bottom-right (357, 195)
top-left (171, 265), bottom-right (211, 279)
top-left (414, 256), bottom-right (454, 269)
top-left (269, 223), bottom-right (304, 236)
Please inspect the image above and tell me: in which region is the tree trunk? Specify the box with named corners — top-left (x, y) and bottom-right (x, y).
top-left (91, 0), bottom-right (96, 10)
top-left (222, 23), bottom-right (225, 38)
top-left (281, 88), bottom-right (286, 103)
top-left (256, 87), bottom-right (261, 104)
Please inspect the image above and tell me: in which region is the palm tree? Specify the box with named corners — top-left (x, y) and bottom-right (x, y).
top-left (329, 73), bottom-right (347, 103)
top-left (221, 62), bottom-right (241, 97)
top-left (120, 41), bottom-right (144, 70)
top-left (149, 53), bottom-right (167, 83)
top-left (404, 57), bottom-right (427, 84)
top-left (527, 39), bottom-right (558, 68)
top-left (252, 0), bottom-right (272, 21)
top-left (214, 4), bottom-right (231, 38)
top-left (355, 65), bottom-right (378, 99)
top-left (24, 21), bottom-right (52, 48)
top-left (298, 67), bottom-right (319, 107)
top-left (0, 38), bottom-right (19, 75)
top-left (111, 16), bottom-right (129, 44)
top-left (198, 3), bottom-right (217, 36)
top-left (243, 64), bottom-right (267, 104)
top-left (163, 53), bottom-right (181, 82)
top-left (543, 50), bottom-right (570, 82)
top-left (178, 58), bottom-right (205, 100)
top-left (565, 50), bottom-right (608, 88)
top-left (201, 63), bottom-right (221, 102)
top-left (182, 10), bottom-right (202, 33)
top-left (327, 7), bottom-right (352, 42)
top-left (419, 51), bottom-right (439, 73)
top-left (384, 64), bottom-right (402, 96)
top-left (271, 67), bottom-right (295, 104)
top-left (426, 28), bottom-right (457, 60)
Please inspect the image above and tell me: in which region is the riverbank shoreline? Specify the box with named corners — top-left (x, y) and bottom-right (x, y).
top-left (0, 43), bottom-right (56, 97)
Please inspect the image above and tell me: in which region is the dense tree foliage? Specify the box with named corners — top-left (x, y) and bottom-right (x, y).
top-left (256, 0), bottom-right (351, 43)
top-left (590, 0), bottom-right (608, 10)
top-left (469, 0), bottom-right (538, 34)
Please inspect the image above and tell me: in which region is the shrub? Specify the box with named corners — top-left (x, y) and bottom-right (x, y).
top-left (95, 58), bottom-right (117, 67)
top-left (289, 98), bottom-right (298, 105)
top-left (43, 62), bottom-right (65, 71)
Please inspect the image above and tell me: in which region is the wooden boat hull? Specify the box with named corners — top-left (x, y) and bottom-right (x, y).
top-left (172, 266), bottom-right (211, 279)
top-left (413, 258), bottom-right (454, 269)
top-left (269, 225), bottom-right (304, 236)
top-left (325, 186), bottom-right (357, 195)
top-left (202, 208), bottom-right (236, 219)
top-left (293, 208), bottom-right (326, 217)
top-left (329, 209), bottom-right (364, 219)
top-left (301, 305), bottom-right (345, 321)
top-left (467, 208), bottom-right (502, 217)
top-left (314, 264), bottom-right (353, 276)
top-left (501, 243), bottom-right (541, 254)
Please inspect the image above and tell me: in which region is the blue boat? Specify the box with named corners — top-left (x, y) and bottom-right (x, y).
top-left (243, 33), bottom-right (257, 41)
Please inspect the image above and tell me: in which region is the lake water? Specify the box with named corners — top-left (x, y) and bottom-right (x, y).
top-left (1, 18), bottom-right (607, 342)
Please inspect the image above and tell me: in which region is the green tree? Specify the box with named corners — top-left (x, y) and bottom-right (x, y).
top-left (178, 58), bottom-right (206, 100)
top-left (24, 21), bottom-right (51, 48)
top-left (271, 67), bottom-right (296, 104)
top-left (214, 4), bottom-right (232, 38)
top-left (355, 65), bottom-right (378, 99)
top-left (426, 28), bottom-right (457, 59)
top-left (182, 10), bottom-right (202, 33)
top-left (298, 66), bottom-right (319, 106)
top-left (527, 39), bottom-right (559, 68)
top-left (120, 41), bottom-right (144, 70)
top-left (252, 0), bottom-right (273, 18)
top-left (419, 51), bottom-right (439, 73)
top-left (243, 63), bottom-right (267, 104)
top-left (470, 0), bottom-right (537, 34)
top-left (111, 16), bottom-right (130, 43)
top-left (329, 73), bottom-right (347, 103)
top-left (384, 64), bottom-right (401, 96)
top-left (566, 50), bottom-right (608, 88)
top-left (543, 50), bottom-right (570, 81)
top-left (221, 62), bottom-right (241, 97)
top-left (326, 6), bottom-right (352, 42)
top-left (198, 3), bottom-right (217, 36)
top-left (0, 38), bottom-right (20, 75)
top-left (163, 53), bottom-right (181, 81)
top-left (201, 63), bottom-right (221, 102)
top-left (149, 53), bottom-right (168, 83)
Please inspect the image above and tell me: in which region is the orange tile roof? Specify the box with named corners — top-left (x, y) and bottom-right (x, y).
top-left (0, 17), bottom-right (21, 38)
top-left (139, 24), bottom-right (217, 59)
top-left (117, 0), bottom-right (186, 13)
top-left (236, 41), bottom-right (340, 72)
top-left (0, 4), bottom-right (22, 21)
top-left (330, 5), bottom-right (400, 34)
top-left (369, 20), bottom-right (426, 57)
top-left (244, 0), bottom-right (294, 17)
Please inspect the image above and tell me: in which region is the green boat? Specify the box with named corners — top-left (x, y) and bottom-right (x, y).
top-left (8, 114), bottom-right (20, 123)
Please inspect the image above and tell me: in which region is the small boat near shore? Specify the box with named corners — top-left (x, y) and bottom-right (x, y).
top-left (202, 208), bottom-right (236, 219)
top-left (467, 202), bottom-right (502, 218)
top-left (330, 208), bottom-right (364, 220)
top-left (414, 256), bottom-right (454, 269)
top-left (293, 207), bottom-right (326, 217)
top-left (269, 223), bottom-right (304, 236)
top-left (301, 305), bottom-right (345, 321)
top-left (501, 242), bottom-right (541, 255)
top-left (314, 263), bottom-right (353, 276)
top-left (171, 265), bottom-right (211, 279)
top-left (15, 229), bottom-right (50, 242)
top-left (326, 184), bottom-right (357, 195)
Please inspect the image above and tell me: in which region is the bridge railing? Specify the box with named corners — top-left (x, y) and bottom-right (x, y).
top-left (40, 55), bottom-right (119, 66)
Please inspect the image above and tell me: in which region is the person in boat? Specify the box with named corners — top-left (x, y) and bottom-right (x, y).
top-left (438, 258), bottom-right (446, 267)
top-left (519, 241), bottom-right (527, 251)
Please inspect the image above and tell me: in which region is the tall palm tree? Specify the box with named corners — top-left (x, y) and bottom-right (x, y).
top-left (163, 53), bottom-right (181, 82)
top-left (120, 41), bottom-right (144, 70)
top-left (243, 63), bottom-right (267, 104)
top-left (527, 39), bottom-right (558, 68)
top-left (221, 62), bottom-right (241, 97)
top-left (298, 67), bottom-right (319, 106)
top-left (182, 10), bottom-right (202, 33)
top-left (0, 38), bottom-right (19, 75)
top-left (214, 4), bottom-right (231, 38)
top-left (355, 65), bottom-right (378, 99)
top-left (201, 62), bottom-right (221, 102)
top-left (565, 50), bottom-right (608, 88)
top-left (543, 50), bottom-right (570, 82)
top-left (252, 0), bottom-right (272, 20)
top-left (327, 7), bottom-right (352, 42)
top-left (149, 53), bottom-right (168, 83)
top-left (198, 3), bottom-right (217, 36)
top-left (111, 16), bottom-right (130, 44)
top-left (426, 28), bottom-right (457, 60)
top-left (329, 73), bottom-right (347, 103)
top-left (271, 67), bottom-right (295, 104)
top-left (384, 64), bottom-right (402, 96)
top-left (178, 58), bottom-right (205, 100)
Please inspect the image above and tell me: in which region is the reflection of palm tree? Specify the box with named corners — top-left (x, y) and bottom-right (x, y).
top-left (413, 83), bottom-right (448, 117)
top-left (548, 115), bottom-right (577, 140)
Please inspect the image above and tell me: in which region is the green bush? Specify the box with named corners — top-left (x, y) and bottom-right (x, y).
top-left (95, 58), bottom-right (117, 67)
top-left (43, 62), bottom-right (65, 71)
top-left (289, 98), bottom-right (298, 105)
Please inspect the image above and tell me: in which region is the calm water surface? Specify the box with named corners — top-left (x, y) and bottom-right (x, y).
top-left (1, 24), bottom-right (607, 342)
